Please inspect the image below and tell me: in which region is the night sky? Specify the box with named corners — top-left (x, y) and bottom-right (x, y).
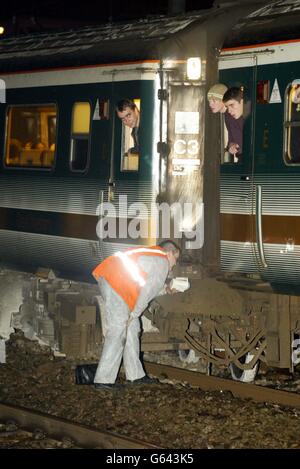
top-left (0, 0), bottom-right (213, 19)
top-left (0, 0), bottom-right (215, 35)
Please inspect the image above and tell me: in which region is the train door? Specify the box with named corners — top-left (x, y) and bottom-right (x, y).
top-left (96, 76), bottom-right (159, 258)
top-left (219, 57), bottom-right (259, 277)
top-left (252, 66), bottom-right (300, 291)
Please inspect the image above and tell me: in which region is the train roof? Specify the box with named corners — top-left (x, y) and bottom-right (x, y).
top-left (0, 13), bottom-right (210, 72)
top-left (224, 0), bottom-right (300, 48)
top-left (0, 2), bottom-right (281, 73)
top-left (0, 2), bottom-right (270, 74)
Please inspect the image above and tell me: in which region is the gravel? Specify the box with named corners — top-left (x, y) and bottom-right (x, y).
top-left (1, 331), bottom-right (300, 449)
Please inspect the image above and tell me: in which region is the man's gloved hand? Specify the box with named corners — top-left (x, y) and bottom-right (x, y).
top-left (169, 277), bottom-right (190, 293)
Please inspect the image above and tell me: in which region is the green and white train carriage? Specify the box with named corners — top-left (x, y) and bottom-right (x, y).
top-left (219, 1), bottom-right (300, 293)
top-left (0, 4), bottom-right (261, 283)
top-left (0, 34), bottom-right (163, 281)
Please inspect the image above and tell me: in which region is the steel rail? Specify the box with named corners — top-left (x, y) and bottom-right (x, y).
top-left (145, 362), bottom-right (300, 410)
top-left (0, 402), bottom-right (161, 449)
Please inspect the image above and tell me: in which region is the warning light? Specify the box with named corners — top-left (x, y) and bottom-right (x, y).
top-left (187, 57), bottom-right (201, 80)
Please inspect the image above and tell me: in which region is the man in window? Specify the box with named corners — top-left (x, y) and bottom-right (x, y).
top-left (207, 83), bottom-right (229, 160)
top-left (207, 83), bottom-right (228, 115)
top-left (207, 83), bottom-right (242, 164)
top-left (223, 87), bottom-right (244, 162)
top-left (116, 99), bottom-right (140, 154)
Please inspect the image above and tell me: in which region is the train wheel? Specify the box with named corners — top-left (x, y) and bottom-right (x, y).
top-left (229, 352), bottom-right (259, 383)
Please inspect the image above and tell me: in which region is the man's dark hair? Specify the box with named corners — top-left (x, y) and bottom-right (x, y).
top-left (223, 87), bottom-right (243, 103)
top-left (116, 99), bottom-right (137, 112)
top-left (159, 240), bottom-right (181, 255)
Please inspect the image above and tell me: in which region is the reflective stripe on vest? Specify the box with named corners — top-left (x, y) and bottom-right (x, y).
top-left (114, 251), bottom-right (146, 288)
top-left (92, 246), bottom-right (168, 311)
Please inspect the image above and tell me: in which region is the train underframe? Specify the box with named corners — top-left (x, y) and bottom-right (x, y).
top-left (2, 268), bottom-right (300, 381)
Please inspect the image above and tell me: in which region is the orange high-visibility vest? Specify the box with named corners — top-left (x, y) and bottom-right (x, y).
top-left (92, 246), bottom-right (168, 311)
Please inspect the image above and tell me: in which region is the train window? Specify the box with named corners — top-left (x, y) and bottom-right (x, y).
top-left (285, 83), bottom-right (300, 164)
top-left (70, 102), bottom-right (91, 171)
top-left (120, 98), bottom-right (140, 172)
top-left (4, 104), bottom-right (57, 169)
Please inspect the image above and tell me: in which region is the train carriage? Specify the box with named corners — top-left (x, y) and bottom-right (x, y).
top-left (220, 2), bottom-right (300, 293)
top-left (0, 27), bottom-right (163, 281)
top-left (1, 1), bottom-right (300, 379)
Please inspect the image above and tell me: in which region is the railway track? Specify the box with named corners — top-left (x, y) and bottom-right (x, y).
top-left (0, 402), bottom-right (161, 449)
top-left (1, 361), bottom-right (300, 449)
top-left (145, 361), bottom-right (300, 409)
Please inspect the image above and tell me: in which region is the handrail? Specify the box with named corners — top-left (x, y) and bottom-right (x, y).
top-left (255, 185), bottom-right (268, 268)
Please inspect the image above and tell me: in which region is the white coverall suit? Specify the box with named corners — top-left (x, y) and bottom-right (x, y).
top-left (94, 255), bottom-right (169, 384)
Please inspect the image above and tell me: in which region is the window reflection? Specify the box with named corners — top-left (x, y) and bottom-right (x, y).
top-left (5, 105), bottom-right (57, 168)
top-left (70, 102), bottom-right (91, 172)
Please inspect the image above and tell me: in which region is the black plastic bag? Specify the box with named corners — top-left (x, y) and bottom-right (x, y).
top-left (75, 363), bottom-right (98, 385)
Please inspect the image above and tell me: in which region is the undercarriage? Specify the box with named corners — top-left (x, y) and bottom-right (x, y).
top-left (2, 270), bottom-right (300, 381)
